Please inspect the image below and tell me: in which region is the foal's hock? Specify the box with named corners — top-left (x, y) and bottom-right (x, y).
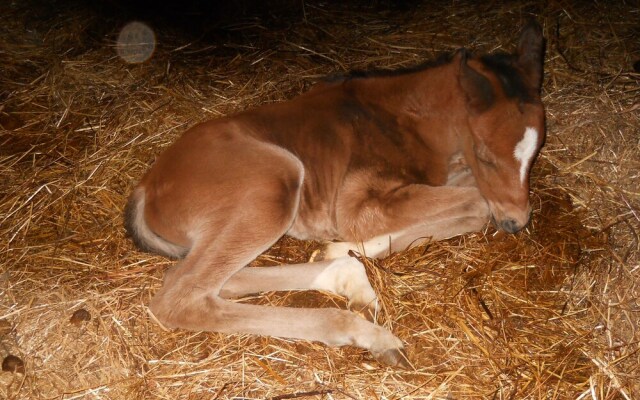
top-left (125, 21), bottom-right (545, 367)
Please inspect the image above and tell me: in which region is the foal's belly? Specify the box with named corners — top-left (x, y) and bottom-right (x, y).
top-left (286, 200), bottom-right (339, 241)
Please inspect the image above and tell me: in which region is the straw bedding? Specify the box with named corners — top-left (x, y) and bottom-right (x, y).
top-left (0, 0), bottom-right (638, 398)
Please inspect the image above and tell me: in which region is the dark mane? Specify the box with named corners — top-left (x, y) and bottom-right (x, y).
top-left (323, 52), bottom-right (454, 83)
top-left (323, 49), bottom-right (537, 105)
top-left (480, 52), bottom-right (535, 103)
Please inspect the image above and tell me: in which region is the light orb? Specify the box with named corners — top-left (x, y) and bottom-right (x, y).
top-left (116, 21), bottom-right (156, 63)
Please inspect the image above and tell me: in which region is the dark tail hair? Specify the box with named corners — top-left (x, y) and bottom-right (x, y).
top-left (124, 187), bottom-right (188, 259)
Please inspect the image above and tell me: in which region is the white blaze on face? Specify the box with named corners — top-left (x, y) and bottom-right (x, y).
top-left (513, 127), bottom-right (539, 186)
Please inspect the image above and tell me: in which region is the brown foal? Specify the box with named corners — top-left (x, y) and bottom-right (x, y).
top-left (125, 21), bottom-right (545, 367)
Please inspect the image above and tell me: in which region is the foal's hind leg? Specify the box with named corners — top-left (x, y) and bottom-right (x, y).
top-left (325, 171), bottom-right (490, 259)
top-left (151, 226), bottom-right (406, 366)
top-left (219, 256), bottom-right (379, 319)
top-left (146, 141), bottom-right (406, 367)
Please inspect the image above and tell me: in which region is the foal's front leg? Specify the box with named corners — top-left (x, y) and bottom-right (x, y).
top-left (326, 171), bottom-right (490, 259)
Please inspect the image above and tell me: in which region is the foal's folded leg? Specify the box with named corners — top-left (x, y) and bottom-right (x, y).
top-left (326, 177), bottom-right (490, 259)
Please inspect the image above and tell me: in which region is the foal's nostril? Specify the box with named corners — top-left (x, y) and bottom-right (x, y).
top-left (501, 219), bottom-right (521, 234)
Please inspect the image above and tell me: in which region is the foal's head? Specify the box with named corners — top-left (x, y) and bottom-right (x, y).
top-left (458, 21), bottom-right (545, 233)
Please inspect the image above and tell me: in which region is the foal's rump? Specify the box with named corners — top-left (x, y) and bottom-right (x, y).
top-left (126, 126), bottom-right (305, 260)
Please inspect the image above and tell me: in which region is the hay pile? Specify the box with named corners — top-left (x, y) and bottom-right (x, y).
top-left (1, 0), bottom-right (638, 398)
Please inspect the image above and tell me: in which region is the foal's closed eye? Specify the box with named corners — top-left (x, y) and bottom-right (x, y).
top-left (478, 156), bottom-right (496, 167)
top-left (474, 144), bottom-right (497, 167)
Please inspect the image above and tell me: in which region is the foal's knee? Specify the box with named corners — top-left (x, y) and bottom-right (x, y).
top-left (460, 188), bottom-right (490, 218)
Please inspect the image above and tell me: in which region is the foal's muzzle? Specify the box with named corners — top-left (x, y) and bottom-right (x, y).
top-left (499, 218), bottom-right (524, 234)
top-left (491, 214), bottom-right (529, 234)
top-left (488, 200), bottom-right (532, 234)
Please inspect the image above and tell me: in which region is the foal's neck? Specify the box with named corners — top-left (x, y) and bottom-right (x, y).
top-left (354, 62), bottom-right (468, 162)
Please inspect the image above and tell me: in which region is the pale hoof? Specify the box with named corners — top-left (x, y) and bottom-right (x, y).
top-left (312, 257), bottom-right (379, 319)
top-left (365, 326), bottom-right (410, 368)
top-left (373, 346), bottom-right (411, 369)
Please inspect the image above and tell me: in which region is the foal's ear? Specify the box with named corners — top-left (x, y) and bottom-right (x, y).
top-left (516, 20), bottom-right (545, 90)
top-left (457, 49), bottom-right (494, 114)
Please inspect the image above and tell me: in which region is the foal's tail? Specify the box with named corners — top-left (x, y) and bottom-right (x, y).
top-left (124, 187), bottom-right (188, 259)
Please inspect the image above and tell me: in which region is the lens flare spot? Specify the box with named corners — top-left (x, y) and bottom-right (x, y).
top-left (116, 21), bottom-right (156, 64)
